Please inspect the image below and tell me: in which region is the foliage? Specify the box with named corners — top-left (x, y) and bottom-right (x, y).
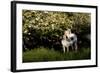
top-left (22, 10), bottom-right (91, 49)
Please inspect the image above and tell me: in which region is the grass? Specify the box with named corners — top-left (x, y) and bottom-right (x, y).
top-left (23, 47), bottom-right (91, 63)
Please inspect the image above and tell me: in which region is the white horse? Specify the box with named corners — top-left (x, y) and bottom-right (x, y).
top-left (61, 29), bottom-right (77, 53)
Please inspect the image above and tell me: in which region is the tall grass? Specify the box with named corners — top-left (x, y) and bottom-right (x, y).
top-left (23, 47), bottom-right (91, 63)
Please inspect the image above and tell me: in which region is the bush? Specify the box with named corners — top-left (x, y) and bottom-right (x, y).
top-left (22, 10), bottom-right (91, 49)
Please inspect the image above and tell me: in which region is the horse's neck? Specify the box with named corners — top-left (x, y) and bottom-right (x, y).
top-left (63, 35), bottom-right (70, 41)
top-left (63, 35), bottom-right (72, 44)
top-left (67, 33), bottom-right (74, 38)
top-left (63, 35), bottom-right (67, 40)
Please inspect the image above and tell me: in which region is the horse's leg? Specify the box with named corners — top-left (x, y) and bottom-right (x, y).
top-left (75, 42), bottom-right (77, 51)
top-left (71, 44), bottom-right (74, 51)
top-left (63, 46), bottom-right (66, 53)
top-left (67, 46), bottom-right (69, 52)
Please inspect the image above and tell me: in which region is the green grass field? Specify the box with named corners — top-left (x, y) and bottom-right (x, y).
top-left (23, 47), bottom-right (91, 63)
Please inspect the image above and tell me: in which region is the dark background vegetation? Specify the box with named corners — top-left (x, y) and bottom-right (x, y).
top-left (22, 10), bottom-right (91, 62)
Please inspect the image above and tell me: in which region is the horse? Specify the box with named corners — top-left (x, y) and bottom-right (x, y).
top-left (61, 29), bottom-right (77, 53)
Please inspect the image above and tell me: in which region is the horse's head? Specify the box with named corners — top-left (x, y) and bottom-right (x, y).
top-left (64, 29), bottom-right (71, 37)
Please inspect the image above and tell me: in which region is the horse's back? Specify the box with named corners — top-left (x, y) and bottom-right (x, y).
top-left (69, 33), bottom-right (77, 42)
